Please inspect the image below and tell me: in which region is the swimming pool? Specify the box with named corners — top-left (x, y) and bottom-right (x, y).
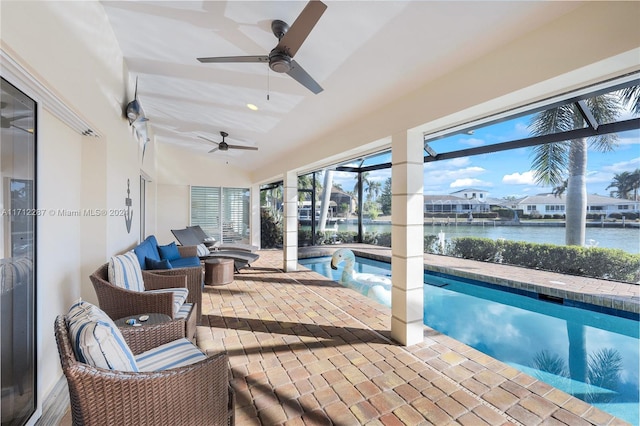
top-left (299, 256), bottom-right (640, 425)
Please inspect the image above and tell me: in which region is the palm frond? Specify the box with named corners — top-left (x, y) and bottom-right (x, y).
top-left (530, 141), bottom-right (569, 186)
top-left (531, 350), bottom-right (567, 377)
top-left (619, 85), bottom-right (640, 115)
top-left (529, 106), bottom-right (576, 135)
top-left (585, 93), bottom-right (620, 152)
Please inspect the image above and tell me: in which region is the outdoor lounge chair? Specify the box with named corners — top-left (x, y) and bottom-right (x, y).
top-left (55, 302), bottom-right (235, 426)
top-left (177, 243), bottom-right (259, 273)
top-left (172, 226), bottom-right (258, 253)
top-left (171, 229), bottom-right (260, 271)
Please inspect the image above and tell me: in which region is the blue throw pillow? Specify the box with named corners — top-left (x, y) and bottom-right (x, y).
top-left (158, 242), bottom-right (181, 261)
top-left (145, 257), bottom-right (172, 270)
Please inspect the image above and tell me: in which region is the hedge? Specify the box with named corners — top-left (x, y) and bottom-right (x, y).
top-left (450, 237), bottom-right (640, 283)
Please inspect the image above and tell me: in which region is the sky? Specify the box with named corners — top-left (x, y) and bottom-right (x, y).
top-left (331, 111), bottom-right (640, 200)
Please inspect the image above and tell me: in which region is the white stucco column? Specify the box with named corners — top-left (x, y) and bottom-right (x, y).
top-left (283, 171), bottom-right (298, 271)
top-left (391, 130), bottom-right (424, 346)
top-left (250, 183), bottom-right (261, 249)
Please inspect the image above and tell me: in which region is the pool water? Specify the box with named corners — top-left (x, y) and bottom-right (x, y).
top-left (299, 256), bottom-right (640, 425)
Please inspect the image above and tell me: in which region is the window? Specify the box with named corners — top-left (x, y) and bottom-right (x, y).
top-left (191, 186), bottom-right (250, 244)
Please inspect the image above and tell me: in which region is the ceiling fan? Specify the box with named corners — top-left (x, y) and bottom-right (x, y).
top-left (0, 102), bottom-right (32, 133)
top-left (197, 0), bottom-right (327, 94)
top-left (198, 131), bottom-right (258, 153)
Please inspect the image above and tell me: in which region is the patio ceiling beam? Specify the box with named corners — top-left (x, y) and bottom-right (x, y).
top-left (424, 117), bottom-right (639, 163)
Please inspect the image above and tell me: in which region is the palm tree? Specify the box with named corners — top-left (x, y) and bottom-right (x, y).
top-left (367, 180), bottom-right (382, 201)
top-left (631, 169), bottom-right (640, 201)
top-left (353, 172), bottom-right (373, 200)
top-left (529, 93), bottom-right (621, 246)
top-left (606, 168), bottom-right (640, 200)
top-left (606, 171), bottom-right (633, 199)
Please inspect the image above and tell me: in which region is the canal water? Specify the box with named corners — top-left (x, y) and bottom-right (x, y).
top-left (327, 222), bottom-right (640, 254)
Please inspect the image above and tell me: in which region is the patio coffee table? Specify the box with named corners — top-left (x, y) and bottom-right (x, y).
top-left (204, 258), bottom-right (234, 286)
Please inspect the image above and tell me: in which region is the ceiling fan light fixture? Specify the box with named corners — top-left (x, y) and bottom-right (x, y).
top-left (268, 51), bottom-right (291, 73)
top-left (247, 103), bottom-right (258, 111)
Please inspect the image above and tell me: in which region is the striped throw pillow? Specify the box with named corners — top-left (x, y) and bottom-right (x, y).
top-left (67, 300), bottom-right (138, 372)
top-left (108, 251), bottom-right (144, 292)
top-left (196, 243), bottom-right (209, 257)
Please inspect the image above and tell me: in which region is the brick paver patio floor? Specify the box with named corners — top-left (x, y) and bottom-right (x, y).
top-left (196, 248), bottom-right (635, 425)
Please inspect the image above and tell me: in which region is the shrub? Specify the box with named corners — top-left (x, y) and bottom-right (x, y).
top-left (260, 209), bottom-right (282, 248)
top-left (449, 237), bottom-right (640, 283)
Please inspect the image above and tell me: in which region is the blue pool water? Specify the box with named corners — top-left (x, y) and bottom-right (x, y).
top-left (299, 256), bottom-right (640, 425)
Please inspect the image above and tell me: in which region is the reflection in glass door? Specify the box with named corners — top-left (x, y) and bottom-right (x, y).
top-left (1, 77), bottom-right (36, 426)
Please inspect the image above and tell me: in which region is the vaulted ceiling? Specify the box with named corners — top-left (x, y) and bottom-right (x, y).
top-left (102, 1), bottom-right (583, 172)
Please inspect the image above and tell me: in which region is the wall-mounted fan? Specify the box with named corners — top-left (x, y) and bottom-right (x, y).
top-left (125, 77), bottom-right (148, 125)
top-left (197, 0), bottom-right (327, 94)
top-left (198, 131), bottom-right (258, 153)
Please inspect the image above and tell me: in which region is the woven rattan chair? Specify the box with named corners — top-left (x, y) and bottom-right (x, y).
top-left (90, 263), bottom-right (197, 340)
top-left (151, 244), bottom-right (204, 322)
top-left (54, 315), bottom-right (235, 425)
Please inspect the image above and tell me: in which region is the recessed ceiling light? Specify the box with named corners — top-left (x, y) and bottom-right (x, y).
top-left (247, 103), bottom-right (258, 111)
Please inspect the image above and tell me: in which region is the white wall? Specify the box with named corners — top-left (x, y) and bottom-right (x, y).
top-left (155, 142), bottom-right (252, 244)
top-left (37, 110), bottom-right (84, 395)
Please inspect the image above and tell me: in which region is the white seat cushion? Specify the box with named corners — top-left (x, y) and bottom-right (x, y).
top-left (136, 338), bottom-right (206, 372)
top-left (145, 287), bottom-right (189, 316)
top-left (67, 300), bottom-right (138, 372)
top-left (108, 251), bottom-right (144, 292)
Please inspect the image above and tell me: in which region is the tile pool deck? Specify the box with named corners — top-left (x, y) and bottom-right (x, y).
top-left (193, 245), bottom-right (638, 425)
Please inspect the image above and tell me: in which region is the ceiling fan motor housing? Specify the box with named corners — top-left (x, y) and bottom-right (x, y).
top-left (269, 50), bottom-right (291, 73)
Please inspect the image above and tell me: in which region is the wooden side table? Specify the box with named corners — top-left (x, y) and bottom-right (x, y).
top-left (204, 258), bottom-right (234, 286)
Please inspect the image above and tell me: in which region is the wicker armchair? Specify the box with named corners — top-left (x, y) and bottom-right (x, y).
top-left (54, 315), bottom-right (235, 426)
top-left (155, 245), bottom-right (204, 323)
top-left (90, 263), bottom-right (197, 340)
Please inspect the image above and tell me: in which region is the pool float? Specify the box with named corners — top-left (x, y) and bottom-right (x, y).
top-left (330, 248), bottom-right (391, 307)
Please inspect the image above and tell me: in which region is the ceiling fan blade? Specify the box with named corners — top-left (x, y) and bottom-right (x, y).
top-left (208, 147), bottom-right (219, 153)
top-left (197, 55), bottom-right (268, 64)
top-left (276, 0), bottom-right (327, 58)
top-left (11, 124), bottom-right (33, 134)
top-left (227, 144), bottom-right (258, 151)
top-left (287, 60), bottom-right (323, 94)
top-left (198, 135), bottom-right (219, 144)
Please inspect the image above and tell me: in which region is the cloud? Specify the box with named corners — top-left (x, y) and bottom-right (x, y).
top-left (586, 170), bottom-right (613, 184)
top-left (502, 170), bottom-right (536, 185)
top-left (450, 178), bottom-right (493, 188)
top-left (514, 121), bottom-right (529, 136)
top-left (424, 166), bottom-right (486, 185)
top-left (460, 138), bottom-right (485, 147)
top-left (600, 157), bottom-right (640, 173)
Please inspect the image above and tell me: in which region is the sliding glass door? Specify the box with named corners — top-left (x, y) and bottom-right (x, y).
top-left (1, 77), bottom-right (37, 426)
